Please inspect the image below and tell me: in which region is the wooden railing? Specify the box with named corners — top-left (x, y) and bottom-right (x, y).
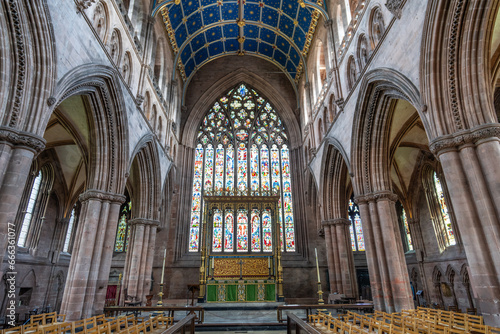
top-left (161, 314), bottom-right (195, 334)
top-left (286, 313), bottom-right (322, 334)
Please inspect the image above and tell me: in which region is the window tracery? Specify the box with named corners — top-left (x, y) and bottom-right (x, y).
top-left (348, 197), bottom-right (365, 251)
top-left (114, 199), bottom-right (131, 252)
top-left (189, 83), bottom-right (295, 253)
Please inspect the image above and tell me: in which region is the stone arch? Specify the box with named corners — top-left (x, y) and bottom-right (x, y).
top-left (92, 0), bottom-right (108, 42)
top-left (150, 104), bottom-right (157, 129)
top-left (182, 69), bottom-right (300, 149)
top-left (351, 68), bottom-right (425, 196)
top-left (357, 33), bottom-right (370, 71)
top-left (369, 6), bottom-right (385, 49)
top-left (108, 29), bottom-right (122, 67)
top-left (49, 64), bottom-right (129, 195)
top-left (122, 51), bottom-right (132, 85)
top-left (157, 116), bottom-right (163, 143)
top-left (421, 0), bottom-right (500, 138)
top-left (153, 38), bottom-right (167, 87)
top-left (321, 144), bottom-right (351, 220)
top-left (128, 136), bottom-right (161, 221)
top-left (143, 91), bottom-right (151, 119)
top-left (347, 55), bottom-right (357, 90)
top-left (0, 0), bottom-right (56, 133)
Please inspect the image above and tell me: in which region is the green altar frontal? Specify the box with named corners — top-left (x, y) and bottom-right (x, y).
top-left (206, 280), bottom-right (276, 302)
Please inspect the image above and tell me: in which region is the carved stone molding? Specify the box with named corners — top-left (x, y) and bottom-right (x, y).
top-left (128, 218), bottom-right (160, 227)
top-left (385, 0), bottom-right (404, 19)
top-left (0, 126), bottom-right (46, 154)
top-left (430, 124), bottom-right (500, 155)
top-left (79, 189), bottom-right (126, 204)
top-left (76, 0), bottom-right (96, 13)
top-left (354, 191), bottom-right (398, 204)
top-left (321, 218), bottom-right (351, 226)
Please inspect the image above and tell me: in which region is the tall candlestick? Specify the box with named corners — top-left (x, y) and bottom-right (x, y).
top-left (315, 248), bottom-right (320, 283)
top-left (160, 248), bottom-right (166, 284)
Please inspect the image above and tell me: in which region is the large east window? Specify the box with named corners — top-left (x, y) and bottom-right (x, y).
top-left (189, 83), bottom-right (295, 252)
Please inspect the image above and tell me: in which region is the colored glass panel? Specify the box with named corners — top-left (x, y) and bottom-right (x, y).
top-left (251, 209), bottom-right (261, 251)
top-left (214, 144), bottom-right (224, 193)
top-left (262, 210), bottom-right (273, 252)
top-left (226, 144), bottom-right (234, 191)
top-left (224, 210), bottom-right (234, 251)
top-left (237, 210), bottom-right (248, 252)
top-left (349, 223), bottom-right (356, 251)
top-left (189, 144), bottom-right (204, 252)
top-left (213, 210), bottom-right (223, 252)
top-left (204, 144), bottom-right (214, 191)
top-left (115, 214), bottom-right (127, 252)
top-left (281, 145), bottom-right (295, 251)
top-left (261, 145), bottom-right (270, 191)
top-left (237, 143), bottom-right (247, 191)
top-left (433, 172), bottom-right (456, 246)
top-left (250, 145), bottom-right (259, 192)
top-left (402, 209), bottom-right (413, 251)
top-left (348, 198), bottom-right (365, 252)
top-left (354, 214), bottom-right (365, 251)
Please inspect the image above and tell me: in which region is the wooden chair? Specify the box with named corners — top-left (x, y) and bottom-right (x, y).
top-left (466, 307), bottom-right (477, 315)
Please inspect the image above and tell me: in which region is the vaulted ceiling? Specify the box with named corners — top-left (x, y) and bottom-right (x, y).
top-left (153, 0), bottom-right (324, 91)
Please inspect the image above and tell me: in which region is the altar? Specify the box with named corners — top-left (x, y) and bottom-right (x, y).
top-left (198, 192), bottom-right (283, 302)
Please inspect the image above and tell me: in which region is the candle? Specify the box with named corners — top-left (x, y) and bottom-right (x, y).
top-left (315, 248), bottom-right (320, 283)
top-left (160, 248), bottom-right (166, 284)
top-left (211, 258), bottom-right (214, 269)
top-left (268, 257), bottom-right (271, 268)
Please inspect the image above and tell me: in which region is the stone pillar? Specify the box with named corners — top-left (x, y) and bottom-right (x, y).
top-left (322, 219), bottom-right (357, 298)
top-left (430, 125), bottom-right (500, 326)
top-left (355, 191), bottom-right (413, 313)
top-left (0, 127), bottom-right (45, 278)
top-left (60, 190), bottom-right (125, 320)
top-left (122, 219), bottom-right (159, 304)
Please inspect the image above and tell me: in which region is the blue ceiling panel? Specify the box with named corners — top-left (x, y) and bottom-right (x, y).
top-left (187, 12), bottom-right (203, 35)
top-left (258, 42), bottom-right (274, 58)
top-left (244, 39), bottom-right (257, 52)
top-left (221, 3), bottom-right (239, 21)
top-left (244, 25), bottom-right (259, 39)
top-left (175, 24), bottom-right (188, 44)
top-left (260, 27), bottom-right (276, 44)
top-left (225, 38), bottom-right (239, 52)
top-left (274, 49), bottom-right (287, 67)
top-left (182, 0), bottom-right (199, 17)
top-left (244, 3), bottom-right (261, 22)
top-left (261, 7), bottom-right (279, 27)
top-left (223, 25), bottom-right (239, 38)
top-left (195, 47), bottom-right (209, 65)
top-left (205, 26), bottom-right (223, 43)
top-left (202, 5), bottom-right (221, 26)
top-left (278, 15), bottom-right (295, 37)
top-left (160, 0), bottom-right (323, 87)
top-left (208, 41), bottom-right (224, 56)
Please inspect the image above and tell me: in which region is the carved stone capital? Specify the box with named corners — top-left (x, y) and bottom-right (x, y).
top-left (79, 189), bottom-right (127, 204)
top-left (128, 218), bottom-right (160, 227)
top-left (322, 218), bottom-right (351, 226)
top-left (430, 124), bottom-right (500, 155)
top-left (323, 19), bottom-right (333, 28)
top-left (76, 0), bottom-right (96, 13)
top-left (0, 126), bottom-right (46, 154)
top-left (385, 0), bottom-right (404, 19)
top-left (354, 191), bottom-right (398, 204)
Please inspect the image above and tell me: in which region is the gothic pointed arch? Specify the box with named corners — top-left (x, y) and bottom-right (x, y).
top-left (351, 68), bottom-right (425, 195)
top-left (49, 64), bottom-right (129, 194)
top-left (182, 69), bottom-right (300, 149)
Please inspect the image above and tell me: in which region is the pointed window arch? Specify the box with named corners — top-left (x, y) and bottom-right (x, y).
top-left (348, 196), bottom-right (365, 251)
top-left (114, 197), bottom-right (132, 252)
top-left (17, 171), bottom-right (43, 247)
top-left (63, 206), bottom-right (78, 253)
top-left (188, 83), bottom-right (296, 252)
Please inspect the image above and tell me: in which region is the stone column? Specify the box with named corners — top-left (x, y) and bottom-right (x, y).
top-left (430, 125), bottom-right (500, 326)
top-left (355, 191), bottom-right (413, 313)
top-left (122, 219), bottom-right (159, 304)
top-left (321, 219), bottom-right (357, 298)
top-left (60, 190), bottom-right (125, 320)
top-left (0, 127), bottom-right (45, 278)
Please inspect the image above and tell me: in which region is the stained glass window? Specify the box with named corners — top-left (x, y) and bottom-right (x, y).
top-left (18, 171), bottom-right (43, 247)
top-left (212, 209), bottom-right (223, 252)
top-left (401, 208), bottom-right (413, 251)
top-left (348, 197), bottom-right (365, 251)
top-left (188, 83), bottom-right (296, 252)
top-left (114, 200), bottom-right (131, 252)
top-left (433, 172), bottom-right (456, 246)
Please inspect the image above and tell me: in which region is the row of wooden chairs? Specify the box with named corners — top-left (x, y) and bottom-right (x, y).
top-left (308, 308), bottom-right (500, 334)
top-left (29, 313), bottom-right (67, 326)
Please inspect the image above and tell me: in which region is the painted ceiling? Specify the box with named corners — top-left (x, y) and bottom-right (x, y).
top-left (153, 0), bottom-right (324, 91)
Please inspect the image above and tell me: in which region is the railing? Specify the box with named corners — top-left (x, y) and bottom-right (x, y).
top-left (286, 312), bottom-right (322, 334)
top-left (161, 314), bottom-right (195, 334)
top-left (277, 303), bottom-right (374, 323)
top-left (103, 306), bottom-right (204, 323)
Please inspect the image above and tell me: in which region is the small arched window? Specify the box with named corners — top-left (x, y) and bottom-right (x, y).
top-left (348, 196), bottom-right (365, 251)
top-left (396, 201), bottom-right (414, 252)
top-left (422, 167), bottom-right (457, 251)
top-left (114, 196), bottom-right (132, 252)
top-left (17, 171), bottom-right (43, 247)
top-left (63, 206), bottom-right (79, 253)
